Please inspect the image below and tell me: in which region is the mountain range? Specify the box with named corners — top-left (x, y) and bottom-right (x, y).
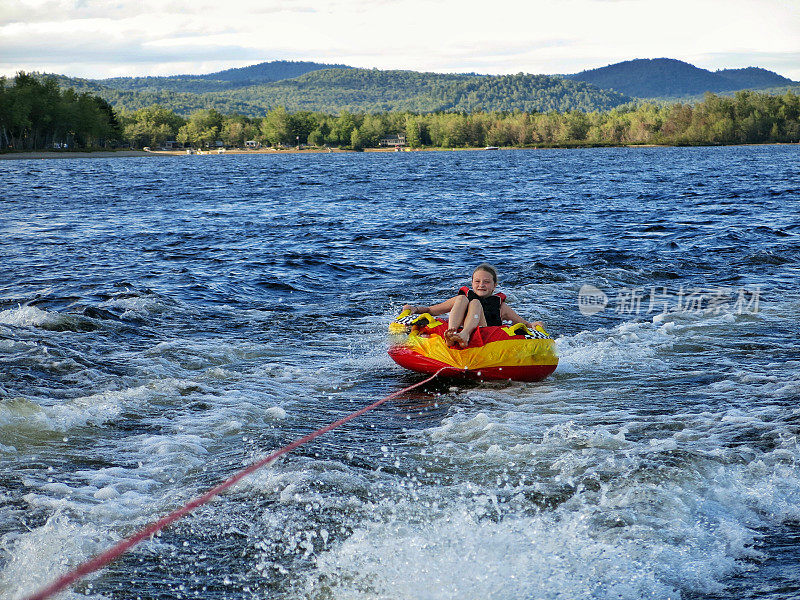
top-left (39, 58), bottom-right (798, 116)
top-left (99, 60), bottom-right (354, 94)
top-left (567, 58), bottom-right (795, 98)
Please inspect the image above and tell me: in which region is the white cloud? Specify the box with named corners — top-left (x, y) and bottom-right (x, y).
top-left (1, 0), bottom-right (798, 79)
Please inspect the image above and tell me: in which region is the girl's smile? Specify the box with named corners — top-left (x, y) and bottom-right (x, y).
top-left (471, 269), bottom-right (496, 297)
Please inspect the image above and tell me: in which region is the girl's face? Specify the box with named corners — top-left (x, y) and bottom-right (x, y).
top-left (471, 269), bottom-right (496, 297)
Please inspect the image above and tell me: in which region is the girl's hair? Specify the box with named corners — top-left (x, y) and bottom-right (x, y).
top-left (473, 263), bottom-right (498, 284)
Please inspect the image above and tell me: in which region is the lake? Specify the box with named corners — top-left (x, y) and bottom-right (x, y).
top-left (1, 146), bottom-right (799, 599)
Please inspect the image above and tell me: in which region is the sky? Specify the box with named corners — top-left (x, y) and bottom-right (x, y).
top-left (1, 0), bottom-right (798, 80)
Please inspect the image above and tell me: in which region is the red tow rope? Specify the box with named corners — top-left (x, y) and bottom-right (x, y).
top-left (26, 369), bottom-right (449, 600)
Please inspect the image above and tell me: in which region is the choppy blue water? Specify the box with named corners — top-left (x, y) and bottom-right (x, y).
top-left (1, 146), bottom-right (799, 600)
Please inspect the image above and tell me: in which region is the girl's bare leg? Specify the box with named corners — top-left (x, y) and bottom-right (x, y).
top-left (447, 295), bottom-right (469, 331)
top-left (450, 299), bottom-right (486, 347)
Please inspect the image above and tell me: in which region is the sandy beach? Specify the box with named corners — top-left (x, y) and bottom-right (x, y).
top-left (0, 150), bottom-right (156, 160)
top-left (0, 147), bottom-right (446, 160)
top-left (10, 144), bottom-right (785, 160)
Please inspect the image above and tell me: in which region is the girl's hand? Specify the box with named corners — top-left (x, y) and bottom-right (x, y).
top-left (528, 320), bottom-right (544, 329)
top-left (402, 304), bottom-right (416, 313)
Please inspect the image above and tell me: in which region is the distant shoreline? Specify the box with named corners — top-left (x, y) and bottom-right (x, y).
top-left (1, 143), bottom-right (795, 160)
top-left (0, 147), bottom-right (446, 160)
top-left (0, 150), bottom-right (156, 160)
top-left (0, 148), bottom-right (394, 160)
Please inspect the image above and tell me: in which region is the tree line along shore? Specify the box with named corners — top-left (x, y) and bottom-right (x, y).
top-left (2, 72), bottom-right (799, 153)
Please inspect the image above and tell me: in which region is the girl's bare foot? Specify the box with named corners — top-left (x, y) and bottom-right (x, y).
top-left (445, 330), bottom-right (469, 348)
top-left (453, 332), bottom-right (470, 348)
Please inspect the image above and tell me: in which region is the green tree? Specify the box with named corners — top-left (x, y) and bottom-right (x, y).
top-left (404, 115), bottom-right (424, 147)
top-left (0, 77), bottom-right (10, 148)
top-left (221, 118), bottom-right (244, 147)
top-left (261, 107), bottom-right (293, 146)
top-left (288, 111), bottom-right (318, 144)
top-left (0, 72), bottom-right (122, 150)
top-left (307, 128), bottom-right (325, 146)
top-left (327, 112), bottom-right (360, 146)
top-left (120, 105), bottom-right (184, 148)
top-left (350, 126), bottom-right (364, 150)
top-left (185, 109), bottom-right (223, 147)
top-left (358, 113), bottom-right (387, 147)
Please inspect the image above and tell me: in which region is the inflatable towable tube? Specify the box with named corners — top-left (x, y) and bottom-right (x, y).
top-left (388, 310), bottom-right (558, 382)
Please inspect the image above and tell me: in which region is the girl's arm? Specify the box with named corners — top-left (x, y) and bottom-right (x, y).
top-left (403, 296), bottom-right (458, 316)
top-left (501, 303), bottom-right (543, 328)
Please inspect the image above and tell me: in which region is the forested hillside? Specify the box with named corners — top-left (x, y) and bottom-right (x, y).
top-left (40, 68), bottom-right (633, 116)
top-left (41, 73), bottom-right (269, 114)
top-left (716, 67), bottom-right (795, 89)
top-left (98, 60), bottom-right (352, 94)
top-left (3, 71), bottom-right (798, 152)
top-left (35, 58), bottom-right (799, 118)
top-left (437, 73), bottom-right (628, 112)
top-left (569, 58), bottom-right (796, 98)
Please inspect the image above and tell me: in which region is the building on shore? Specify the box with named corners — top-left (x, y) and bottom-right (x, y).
top-left (379, 134), bottom-right (406, 148)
